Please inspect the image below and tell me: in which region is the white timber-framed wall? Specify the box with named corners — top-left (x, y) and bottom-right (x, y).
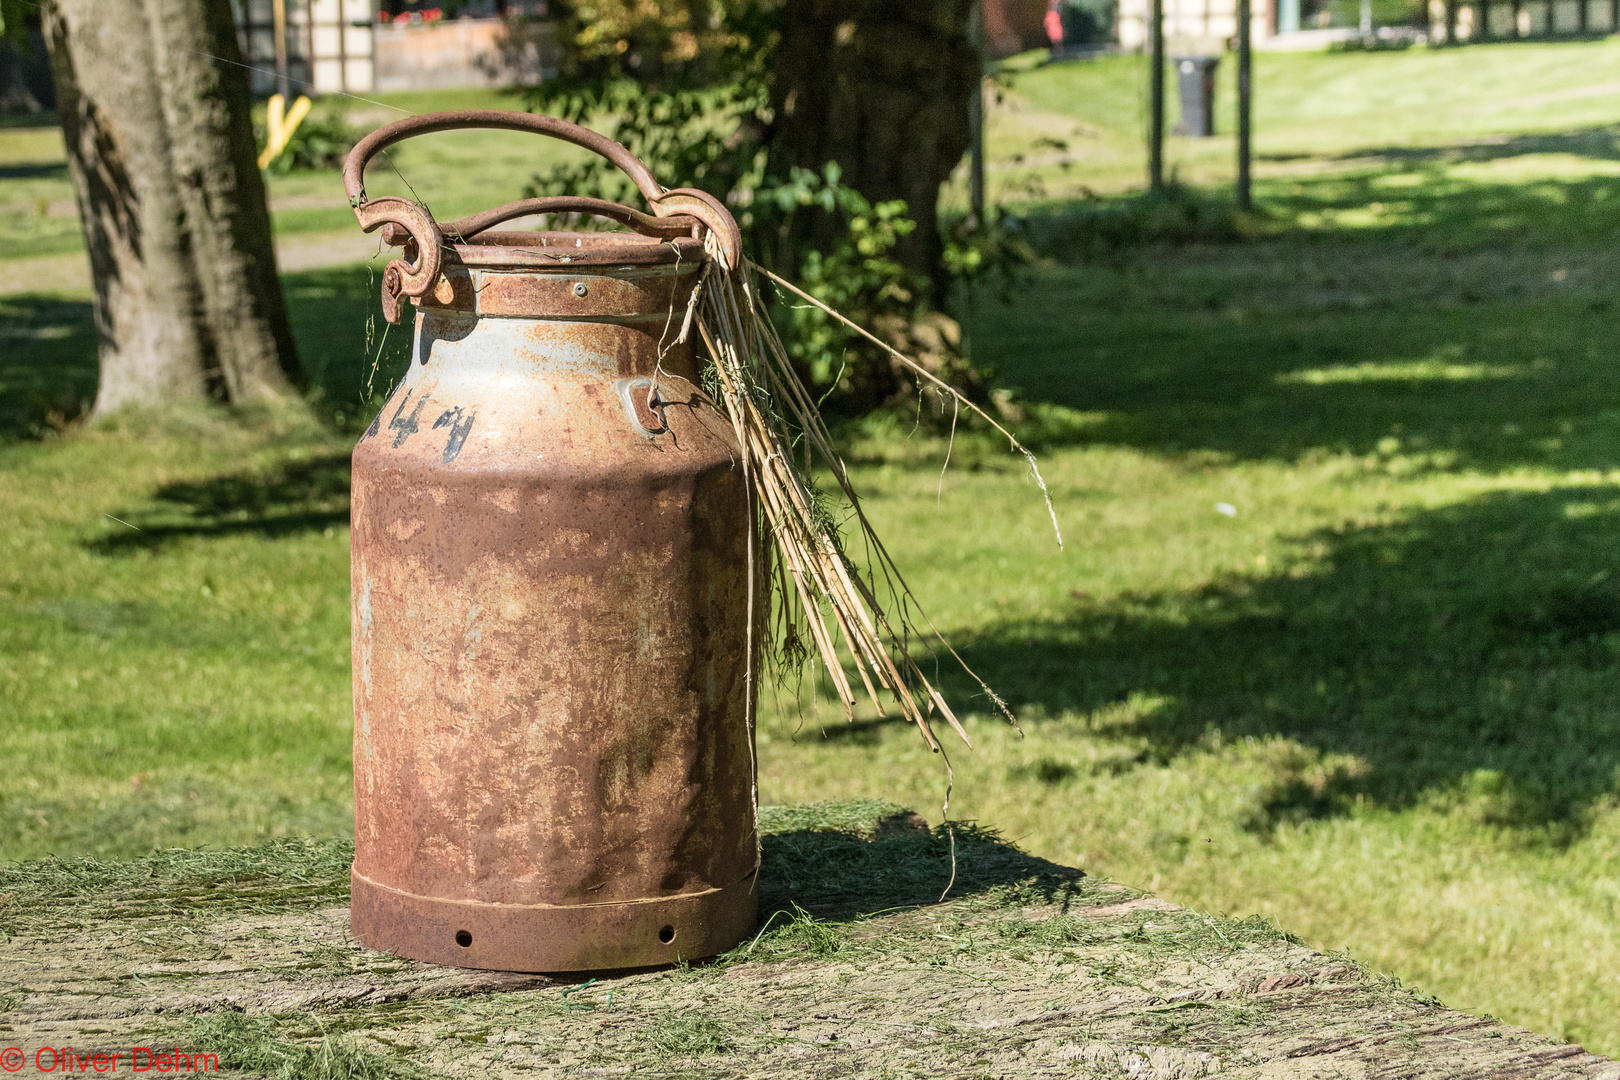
top-left (310, 0), bottom-right (377, 93)
top-left (1117, 0), bottom-right (1278, 50)
top-left (232, 0), bottom-right (377, 97)
top-left (1429, 0), bottom-right (1618, 39)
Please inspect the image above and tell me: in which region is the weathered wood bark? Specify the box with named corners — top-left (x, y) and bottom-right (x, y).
top-left (767, 1), bottom-right (979, 302)
top-left (42, 0), bottom-right (300, 415)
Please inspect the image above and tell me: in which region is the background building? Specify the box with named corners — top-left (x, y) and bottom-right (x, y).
top-left (232, 0), bottom-right (377, 95)
top-left (1116, 0), bottom-right (1277, 51)
top-left (228, 0), bottom-right (555, 97)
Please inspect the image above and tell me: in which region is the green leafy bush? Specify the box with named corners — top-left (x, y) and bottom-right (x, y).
top-left (255, 109), bottom-right (360, 175)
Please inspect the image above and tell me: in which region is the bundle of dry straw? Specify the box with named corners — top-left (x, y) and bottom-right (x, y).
top-left (684, 236), bottom-right (1062, 777)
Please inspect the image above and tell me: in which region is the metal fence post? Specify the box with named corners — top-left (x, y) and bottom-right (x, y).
top-left (1237, 0), bottom-right (1252, 210)
top-left (1150, 0), bottom-right (1165, 191)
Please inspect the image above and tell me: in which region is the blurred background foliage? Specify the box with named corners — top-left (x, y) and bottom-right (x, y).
top-left (521, 0), bottom-right (1010, 415)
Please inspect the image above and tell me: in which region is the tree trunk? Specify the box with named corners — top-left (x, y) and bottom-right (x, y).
top-left (766, 1), bottom-right (979, 303)
top-left (42, 0), bottom-right (300, 416)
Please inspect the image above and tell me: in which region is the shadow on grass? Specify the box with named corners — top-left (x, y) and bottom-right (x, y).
top-left (939, 487), bottom-right (1620, 842)
top-left (1259, 123), bottom-right (1620, 168)
top-left (0, 261), bottom-right (410, 440)
top-left (0, 293), bottom-right (97, 436)
top-left (958, 164), bottom-right (1620, 842)
top-left (1258, 167), bottom-right (1620, 252)
top-left (91, 451), bottom-right (352, 553)
top-left (75, 261), bottom-right (411, 544)
top-left (0, 110), bottom-right (58, 130)
top-left (0, 162), bottom-right (67, 180)
top-left (759, 802), bottom-right (1085, 919)
top-left (976, 166), bottom-right (1620, 472)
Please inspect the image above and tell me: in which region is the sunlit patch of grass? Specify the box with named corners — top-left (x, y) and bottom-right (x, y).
top-left (943, 39), bottom-right (1620, 207)
top-left (1447, 153), bottom-right (1620, 183)
top-left (1278, 359), bottom-right (1523, 384)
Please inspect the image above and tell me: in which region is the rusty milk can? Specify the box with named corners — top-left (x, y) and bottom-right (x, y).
top-left (342, 112), bottom-right (757, 972)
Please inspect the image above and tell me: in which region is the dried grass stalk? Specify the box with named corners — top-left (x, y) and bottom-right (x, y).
top-left (689, 240), bottom-right (1060, 761)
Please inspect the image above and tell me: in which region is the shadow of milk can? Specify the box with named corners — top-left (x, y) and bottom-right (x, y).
top-left (341, 111), bottom-right (758, 972)
top-left (1172, 55), bottom-right (1220, 137)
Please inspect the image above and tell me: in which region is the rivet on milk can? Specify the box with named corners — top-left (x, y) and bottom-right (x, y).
top-left (341, 111), bottom-right (756, 973)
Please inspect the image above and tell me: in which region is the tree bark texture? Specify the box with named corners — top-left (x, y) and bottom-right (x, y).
top-left (767, 1), bottom-right (978, 301)
top-left (42, 0), bottom-right (300, 415)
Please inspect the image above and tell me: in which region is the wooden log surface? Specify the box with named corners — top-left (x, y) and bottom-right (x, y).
top-left (2, 801), bottom-right (1616, 1078)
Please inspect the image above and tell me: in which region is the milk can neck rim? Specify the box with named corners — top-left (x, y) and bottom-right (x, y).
top-left (449, 231), bottom-right (707, 272)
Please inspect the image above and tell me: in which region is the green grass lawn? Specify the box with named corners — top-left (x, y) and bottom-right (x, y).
top-left (0, 86), bottom-right (590, 259)
top-left (950, 37), bottom-right (1620, 203)
top-left (5, 37), bottom-right (1620, 1058)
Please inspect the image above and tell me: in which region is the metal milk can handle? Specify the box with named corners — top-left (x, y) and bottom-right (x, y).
top-left (343, 110), bottom-right (743, 320)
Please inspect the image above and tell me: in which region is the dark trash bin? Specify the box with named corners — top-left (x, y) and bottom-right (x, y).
top-left (1172, 55), bottom-right (1220, 137)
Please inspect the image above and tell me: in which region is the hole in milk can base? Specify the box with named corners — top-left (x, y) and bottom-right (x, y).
top-left (658, 925), bottom-right (676, 944)
top-left (455, 930), bottom-right (473, 948)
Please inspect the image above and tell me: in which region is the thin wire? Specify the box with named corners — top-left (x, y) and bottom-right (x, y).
top-left (373, 146), bottom-right (432, 214)
top-left (204, 51), bottom-right (413, 116)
